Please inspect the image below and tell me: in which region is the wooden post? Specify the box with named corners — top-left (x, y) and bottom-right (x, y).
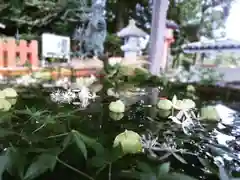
top-left (149, 0), bottom-right (169, 75)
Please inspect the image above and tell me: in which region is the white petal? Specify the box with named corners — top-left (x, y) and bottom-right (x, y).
top-left (169, 116), bottom-right (182, 124)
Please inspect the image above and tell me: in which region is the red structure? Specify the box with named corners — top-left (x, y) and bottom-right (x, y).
top-left (0, 38), bottom-right (39, 68)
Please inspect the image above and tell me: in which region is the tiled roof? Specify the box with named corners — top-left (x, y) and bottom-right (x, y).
top-left (117, 19), bottom-right (148, 37)
top-left (182, 38), bottom-right (240, 53)
top-left (117, 19), bottom-right (179, 37)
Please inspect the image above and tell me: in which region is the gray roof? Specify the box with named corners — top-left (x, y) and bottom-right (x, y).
top-left (117, 19), bottom-right (179, 38)
top-left (182, 38), bottom-right (240, 53)
top-left (117, 19), bottom-right (148, 37)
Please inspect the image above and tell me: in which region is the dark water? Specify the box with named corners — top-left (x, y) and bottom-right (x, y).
top-left (3, 84), bottom-right (240, 180)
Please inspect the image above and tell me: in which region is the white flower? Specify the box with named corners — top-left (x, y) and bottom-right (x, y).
top-left (141, 132), bottom-right (184, 159)
top-left (77, 86), bottom-right (96, 108)
top-left (16, 75), bottom-right (38, 86)
top-left (62, 89), bottom-right (76, 103)
top-left (75, 74), bottom-right (97, 88)
top-left (141, 133), bottom-right (161, 157)
top-left (141, 133), bottom-right (160, 150)
top-left (169, 97), bottom-right (196, 135)
top-left (55, 77), bottom-right (70, 89)
top-left (50, 85), bottom-right (97, 108)
top-left (50, 89), bottom-right (63, 103)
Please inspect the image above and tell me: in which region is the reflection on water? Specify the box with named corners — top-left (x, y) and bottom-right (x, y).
top-left (14, 85), bottom-right (240, 180)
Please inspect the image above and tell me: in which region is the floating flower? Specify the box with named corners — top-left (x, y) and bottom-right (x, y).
top-left (0, 99), bottom-right (12, 111)
top-left (157, 99), bottom-right (172, 110)
top-left (109, 100), bottom-right (125, 113)
top-left (113, 130), bottom-right (143, 154)
top-left (168, 95), bottom-right (197, 135)
top-left (2, 88), bottom-right (17, 98)
top-left (109, 112), bottom-right (124, 121)
top-left (186, 85), bottom-right (196, 92)
top-left (200, 105), bottom-right (220, 121)
top-left (157, 99), bottom-right (172, 118)
top-left (0, 88), bottom-right (18, 111)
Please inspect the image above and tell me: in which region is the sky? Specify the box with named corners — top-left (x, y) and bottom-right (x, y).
top-left (225, 0), bottom-right (240, 40)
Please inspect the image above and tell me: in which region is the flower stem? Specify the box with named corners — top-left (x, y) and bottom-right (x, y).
top-left (45, 132), bottom-right (69, 139)
top-left (56, 157), bottom-right (95, 180)
top-left (108, 163), bottom-right (112, 180)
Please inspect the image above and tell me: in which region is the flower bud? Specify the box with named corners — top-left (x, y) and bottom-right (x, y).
top-left (157, 99), bottom-right (172, 110)
top-left (2, 88), bottom-right (17, 98)
top-left (109, 112), bottom-right (124, 121)
top-left (109, 100), bottom-right (125, 113)
top-left (200, 105), bottom-right (219, 121)
top-left (113, 130), bottom-right (143, 154)
top-left (157, 99), bottom-right (172, 118)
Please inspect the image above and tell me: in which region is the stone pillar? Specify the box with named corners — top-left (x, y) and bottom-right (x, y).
top-left (149, 0), bottom-right (169, 75)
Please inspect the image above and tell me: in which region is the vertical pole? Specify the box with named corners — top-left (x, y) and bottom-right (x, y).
top-left (149, 0), bottom-right (169, 75)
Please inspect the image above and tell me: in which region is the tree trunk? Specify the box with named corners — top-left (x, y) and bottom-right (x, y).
top-left (116, 1), bottom-right (126, 31)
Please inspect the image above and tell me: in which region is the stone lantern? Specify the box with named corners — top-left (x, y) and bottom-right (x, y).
top-left (117, 19), bottom-right (148, 61)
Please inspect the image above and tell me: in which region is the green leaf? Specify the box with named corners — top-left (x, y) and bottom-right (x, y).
top-left (108, 145), bottom-right (123, 162)
top-left (158, 162), bottom-right (170, 176)
top-left (77, 132), bottom-right (104, 155)
top-left (24, 153), bottom-right (57, 180)
top-left (136, 161), bottom-right (153, 173)
top-left (160, 173), bottom-right (198, 180)
top-left (5, 148), bottom-right (26, 179)
top-left (172, 152), bottom-right (187, 164)
top-left (62, 133), bottom-right (72, 150)
top-left (0, 128), bottom-right (15, 137)
top-left (89, 156), bottom-right (107, 168)
top-left (0, 153), bottom-right (10, 180)
top-left (72, 130), bottom-right (87, 159)
top-left (120, 170), bottom-right (141, 179)
top-left (140, 173), bottom-right (157, 180)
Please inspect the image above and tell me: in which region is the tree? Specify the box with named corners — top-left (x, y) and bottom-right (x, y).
top-left (0, 0), bottom-right (90, 36)
top-left (0, 0), bottom-right (234, 59)
top-left (106, 0), bottom-right (149, 33)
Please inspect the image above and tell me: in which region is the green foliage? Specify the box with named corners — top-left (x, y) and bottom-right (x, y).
top-left (0, 82), bottom-right (237, 180)
top-left (0, 0), bottom-right (88, 35)
top-left (23, 153), bottom-right (57, 180)
top-left (121, 161), bottom-right (197, 180)
top-left (104, 34), bottom-right (122, 56)
top-left (101, 60), bottom-right (164, 91)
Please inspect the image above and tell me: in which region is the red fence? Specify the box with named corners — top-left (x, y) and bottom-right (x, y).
top-left (0, 38), bottom-right (39, 68)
